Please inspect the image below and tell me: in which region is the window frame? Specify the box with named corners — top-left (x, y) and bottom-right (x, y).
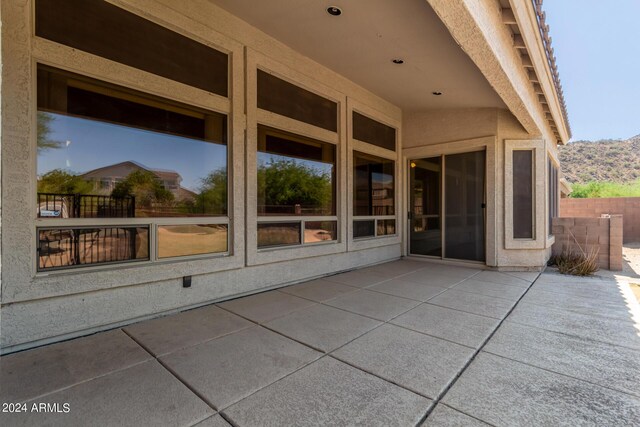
top-left (34, 64), bottom-right (232, 271)
top-left (256, 125), bottom-right (339, 250)
top-left (504, 139), bottom-right (546, 249)
top-left (352, 150), bottom-right (397, 240)
top-left (29, 11), bottom-right (245, 281)
top-left (547, 146), bottom-right (560, 243)
top-left (347, 99), bottom-right (401, 251)
top-left (245, 50), bottom-right (347, 266)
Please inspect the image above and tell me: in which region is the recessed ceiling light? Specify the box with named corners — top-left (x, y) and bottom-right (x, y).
top-left (392, 59), bottom-right (404, 64)
top-left (327, 6), bottom-right (342, 16)
top-left (432, 91), bottom-right (443, 96)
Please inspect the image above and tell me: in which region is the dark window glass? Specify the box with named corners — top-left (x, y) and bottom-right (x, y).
top-left (304, 221), bottom-right (337, 243)
top-left (513, 150), bottom-right (534, 239)
top-left (352, 112), bottom-right (396, 151)
top-left (257, 127), bottom-right (336, 216)
top-left (410, 157), bottom-right (442, 257)
top-left (257, 70), bottom-right (337, 132)
top-left (37, 65), bottom-right (227, 218)
top-left (158, 224), bottom-right (228, 258)
top-left (548, 159), bottom-right (559, 235)
top-left (353, 152), bottom-right (395, 216)
top-left (36, 0), bottom-right (228, 96)
top-left (444, 151), bottom-right (486, 262)
top-left (38, 226), bottom-right (149, 271)
top-left (353, 220), bottom-right (375, 239)
top-left (377, 219), bottom-right (396, 236)
top-left (257, 222), bottom-right (301, 248)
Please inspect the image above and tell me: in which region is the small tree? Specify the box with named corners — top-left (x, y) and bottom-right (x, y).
top-left (37, 112), bottom-right (64, 153)
top-left (257, 158), bottom-right (333, 214)
top-left (192, 168), bottom-right (227, 215)
top-left (112, 170), bottom-right (174, 208)
top-left (37, 169), bottom-right (94, 195)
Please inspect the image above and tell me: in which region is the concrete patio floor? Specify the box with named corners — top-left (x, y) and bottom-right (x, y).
top-left (2, 259), bottom-right (640, 426)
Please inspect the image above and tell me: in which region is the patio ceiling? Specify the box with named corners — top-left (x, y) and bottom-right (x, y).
top-left (210, 0), bottom-right (506, 111)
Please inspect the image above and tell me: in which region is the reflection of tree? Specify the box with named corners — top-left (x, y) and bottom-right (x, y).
top-left (111, 170), bottom-right (174, 208)
top-left (37, 112), bottom-right (64, 152)
top-left (37, 169), bottom-right (94, 194)
top-left (258, 159), bottom-right (332, 213)
top-left (191, 168), bottom-right (227, 215)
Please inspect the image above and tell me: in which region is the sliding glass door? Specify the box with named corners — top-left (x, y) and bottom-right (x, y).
top-left (409, 151), bottom-right (485, 262)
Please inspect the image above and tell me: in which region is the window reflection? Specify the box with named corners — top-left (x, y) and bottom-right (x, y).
top-left (353, 152), bottom-right (395, 216)
top-left (158, 224), bottom-right (228, 258)
top-left (304, 221), bottom-right (337, 243)
top-left (377, 219), bottom-right (396, 236)
top-left (353, 220), bottom-right (375, 239)
top-left (37, 65), bottom-right (227, 219)
top-left (257, 127), bottom-right (336, 216)
top-left (38, 226), bottom-right (149, 271)
top-left (257, 222), bottom-right (301, 248)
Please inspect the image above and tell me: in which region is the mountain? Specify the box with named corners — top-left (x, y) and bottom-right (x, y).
top-left (559, 135), bottom-right (640, 184)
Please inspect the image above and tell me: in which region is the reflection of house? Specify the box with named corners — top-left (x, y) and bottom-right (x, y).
top-left (81, 161), bottom-right (196, 202)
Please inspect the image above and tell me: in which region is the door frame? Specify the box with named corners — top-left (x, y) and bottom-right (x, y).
top-left (402, 136), bottom-right (497, 266)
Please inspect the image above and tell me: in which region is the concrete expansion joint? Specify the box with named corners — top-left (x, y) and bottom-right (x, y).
top-left (414, 270), bottom-right (540, 425)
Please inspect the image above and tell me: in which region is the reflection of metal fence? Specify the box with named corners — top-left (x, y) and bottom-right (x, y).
top-left (37, 193), bottom-right (135, 218)
top-left (258, 204), bottom-right (333, 216)
top-left (37, 227), bottom-right (146, 271)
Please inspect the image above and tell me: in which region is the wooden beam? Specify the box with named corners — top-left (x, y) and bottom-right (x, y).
top-left (513, 34), bottom-right (526, 49)
top-left (501, 8), bottom-right (517, 25)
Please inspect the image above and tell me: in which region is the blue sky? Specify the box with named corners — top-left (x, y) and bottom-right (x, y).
top-left (544, 0), bottom-right (640, 142)
top-left (40, 113), bottom-right (227, 191)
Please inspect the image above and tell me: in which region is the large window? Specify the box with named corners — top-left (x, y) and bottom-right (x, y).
top-left (36, 65), bottom-right (229, 270)
top-left (256, 126), bottom-right (337, 248)
top-left (352, 151), bottom-right (395, 239)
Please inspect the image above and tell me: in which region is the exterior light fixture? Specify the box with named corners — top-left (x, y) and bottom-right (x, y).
top-left (392, 59), bottom-right (404, 64)
top-left (410, 161), bottom-right (417, 168)
top-left (327, 6), bottom-right (342, 16)
top-left (432, 91), bottom-right (443, 96)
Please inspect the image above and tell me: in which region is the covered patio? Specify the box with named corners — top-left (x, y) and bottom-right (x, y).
top-left (3, 260), bottom-right (639, 426)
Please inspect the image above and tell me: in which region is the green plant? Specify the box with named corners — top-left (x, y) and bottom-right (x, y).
top-left (570, 179), bottom-right (640, 198)
top-left (111, 170), bottom-right (174, 207)
top-left (37, 169), bottom-right (94, 194)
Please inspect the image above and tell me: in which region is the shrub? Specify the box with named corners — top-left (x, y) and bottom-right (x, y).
top-left (549, 232), bottom-right (599, 276)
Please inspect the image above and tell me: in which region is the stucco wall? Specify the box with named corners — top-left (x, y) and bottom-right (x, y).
top-left (561, 198), bottom-right (640, 244)
top-left (552, 216), bottom-right (623, 271)
top-left (0, 0), bottom-right (403, 353)
top-left (402, 108), bottom-right (498, 148)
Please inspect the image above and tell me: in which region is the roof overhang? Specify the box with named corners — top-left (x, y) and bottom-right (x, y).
top-left (426, 0), bottom-right (570, 144)
top-left (507, 0), bottom-right (571, 143)
top-left (210, 0), bottom-right (506, 111)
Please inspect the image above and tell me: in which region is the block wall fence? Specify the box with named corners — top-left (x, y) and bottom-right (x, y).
top-left (560, 197), bottom-right (640, 243)
top-left (551, 215), bottom-right (623, 271)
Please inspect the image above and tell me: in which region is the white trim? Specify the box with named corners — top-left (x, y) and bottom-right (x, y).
top-left (245, 49), bottom-right (348, 266)
top-left (14, 5), bottom-right (246, 298)
top-left (403, 136), bottom-right (497, 266)
top-left (346, 97), bottom-right (402, 252)
top-left (504, 139), bottom-right (546, 249)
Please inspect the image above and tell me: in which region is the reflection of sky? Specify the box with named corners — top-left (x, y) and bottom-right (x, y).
top-left (258, 152), bottom-right (333, 176)
top-left (38, 113), bottom-right (227, 191)
top-left (373, 172), bottom-right (393, 185)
